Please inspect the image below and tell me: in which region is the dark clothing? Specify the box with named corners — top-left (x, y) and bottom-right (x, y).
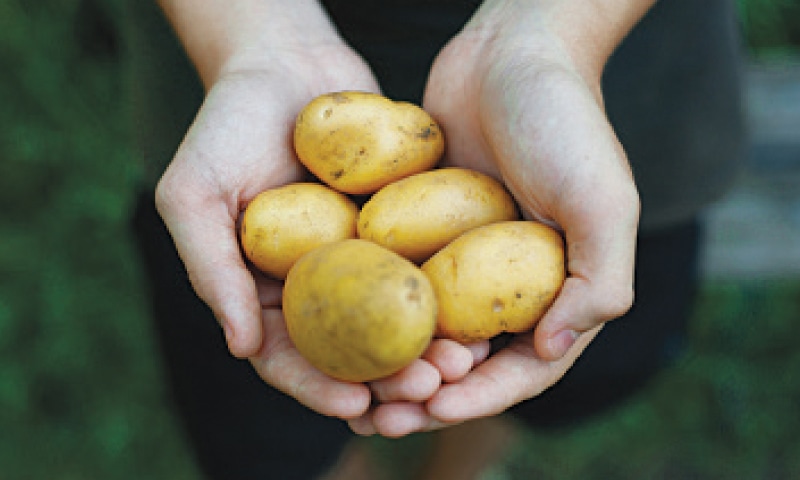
top-left (603, 0), bottom-right (746, 229)
top-left (132, 193), bottom-right (701, 478)
top-left (123, 1), bottom-right (744, 478)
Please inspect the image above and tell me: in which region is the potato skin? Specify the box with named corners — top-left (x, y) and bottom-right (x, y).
top-left (358, 167), bottom-right (519, 263)
top-left (283, 239), bottom-right (437, 383)
top-left (421, 221), bottom-right (565, 343)
top-left (239, 183), bottom-right (358, 279)
top-left (293, 91), bottom-right (444, 195)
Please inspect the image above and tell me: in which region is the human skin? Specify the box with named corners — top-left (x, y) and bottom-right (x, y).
top-left (154, 0), bottom-right (648, 437)
top-left (349, 0), bottom-right (648, 436)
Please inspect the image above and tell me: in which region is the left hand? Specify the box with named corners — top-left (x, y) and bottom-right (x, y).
top-left (349, 3), bottom-right (640, 436)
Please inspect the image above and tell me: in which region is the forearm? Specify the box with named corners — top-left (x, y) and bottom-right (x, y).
top-left (156, 0), bottom-right (347, 88)
top-left (467, 0), bottom-right (657, 81)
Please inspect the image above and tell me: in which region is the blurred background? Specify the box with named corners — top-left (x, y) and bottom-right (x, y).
top-left (1, 0), bottom-right (799, 478)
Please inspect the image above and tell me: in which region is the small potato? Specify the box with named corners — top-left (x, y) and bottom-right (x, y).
top-left (283, 239), bottom-right (437, 383)
top-left (239, 182), bottom-right (358, 279)
top-left (421, 221), bottom-right (565, 343)
top-left (358, 167), bottom-right (519, 263)
top-left (293, 91), bottom-right (444, 195)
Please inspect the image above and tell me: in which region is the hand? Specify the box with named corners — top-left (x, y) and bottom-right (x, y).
top-left (349, 333), bottom-right (599, 436)
top-left (154, 48), bottom-right (389, 420)
top-left (349, 339), bottom-right (491, 437)
top-left (350, 3), bottom-right (641, 434)
top-left (426, 36), bottom-right (640, 362)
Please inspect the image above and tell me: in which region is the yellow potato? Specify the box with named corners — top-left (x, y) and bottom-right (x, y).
top-left (239, 182), bottom-right (358, 279)
top-left (293, 91), bottom-right (444, 195)
top-left (358, 167), bottom-right (519, 263)
top-left (283, 239), bottom-right (437, 383)
top-left (421, 221), bottom-right (565, 343)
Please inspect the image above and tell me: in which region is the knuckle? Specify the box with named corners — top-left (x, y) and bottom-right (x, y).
top-left (616, 183), bottom-right (642, 229)
top-left (594, 285), bottom-right (635, 321)
top-left (154, 169), bottom-right (181, 216)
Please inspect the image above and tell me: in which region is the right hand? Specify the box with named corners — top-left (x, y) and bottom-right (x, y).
top-left (154, 46), bottom-right (388, 419)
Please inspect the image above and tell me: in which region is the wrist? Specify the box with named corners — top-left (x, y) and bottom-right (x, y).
top-left (463, 0), bottom-right (655, 84)
top-left (216, 42), bottom-right (369, 94)
top-left (158, 0), bottom-right (356, 89)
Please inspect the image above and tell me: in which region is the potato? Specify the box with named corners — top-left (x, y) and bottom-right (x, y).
top-left (239, 182), bottom-right (358, 279)
top-left (283, 239), bottom-right (437, 383)
top-left (357, 167), bottom-right (519, 263)
top-left (421, 221), bottom-right (565, 343)
top-left (293, 91), bottom-right (444, 195)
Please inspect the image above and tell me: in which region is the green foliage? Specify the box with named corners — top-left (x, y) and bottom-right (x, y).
top-left (737, 0), bottom-right (800, 56)
top-left (0, 0), bottom-right (200, 478)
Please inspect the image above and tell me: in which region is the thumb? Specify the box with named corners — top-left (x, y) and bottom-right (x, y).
top-left (155, 177), bottom-right (263, 358)
top-left (533, 191), bottom-right (639, 361)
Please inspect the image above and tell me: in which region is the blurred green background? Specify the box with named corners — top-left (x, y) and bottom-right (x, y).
top-left (1, 1), bottom-right (799, 479)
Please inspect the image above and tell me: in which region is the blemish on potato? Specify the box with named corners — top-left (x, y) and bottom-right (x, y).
top-left (448, 255), bottom-right (458, 281)
top-left (331, 92), bottom-right (351, 103)
top-left (405, 276), bottom-right (421, 303)
top-left (492, 298), bottom-right (505, 313)
top-left (415, 125), bottom-right (437, 140)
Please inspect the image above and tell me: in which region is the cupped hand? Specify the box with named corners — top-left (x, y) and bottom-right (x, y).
top-left (154, 48), bottom-right (389, 420)
top-left (353, 11), bottom-right (641, 434)
top-left (426, 34), bottom-right (640, 362)
top-left (348, 338), bottom-right (491, 437)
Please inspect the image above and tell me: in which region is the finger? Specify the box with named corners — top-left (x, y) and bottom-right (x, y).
top-left (423, 339), bottom-right (490, 383)
top-left (370, 403), bottom-right (451, 438)
top-left (534, 276), bottom-right (628, 361)
top-left (466, 341), bottom-right (492, 366)
top-left (156, 179), bottom-right (264, 358)
top-left (534, 181), bottom-right (639, 361)
top-left (249, 309), bottom-right (372, 419)
top-left (347, 411), bottom-right (377, 436)
top-left (251, 268), bottom-right (283, 308)
top-left (426, 328), bottom-right (600, 423)
top-left (369, 358), bottom-right (441, 403)
top-left (256, 281), bottom-right (283, 308)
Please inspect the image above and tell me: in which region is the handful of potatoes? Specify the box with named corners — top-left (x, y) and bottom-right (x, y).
top-left (240, 91), bottom-right (566, 383)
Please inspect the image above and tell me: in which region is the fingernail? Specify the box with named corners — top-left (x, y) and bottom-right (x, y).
top-left (548, 329), bottom-right (579, 358)
top-left (347, 417), bottom-right (376, 436)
